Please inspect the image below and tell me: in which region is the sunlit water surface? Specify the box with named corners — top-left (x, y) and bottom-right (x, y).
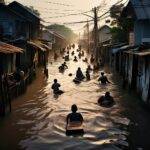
top-left (0, 45), bottom-right (130, 150)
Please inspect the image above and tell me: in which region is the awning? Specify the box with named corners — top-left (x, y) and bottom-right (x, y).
top-left (0, 41), bottom-right (23, 54)
top-left (112, 45), bottom-right (134, 54)
top-left (27, 41), bottom-right (46, 52)
top-left (40, 43), bottom-right (52, 50)
top-left (124, 49), bottom-right (150, 56)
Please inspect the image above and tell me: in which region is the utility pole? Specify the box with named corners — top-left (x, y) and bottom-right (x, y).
top-left (87, 20), bottom-right (90, 53)
top-left (93, 7), bottom-right (99, 62)
top-left (78, 32), bottom-right (80, 42)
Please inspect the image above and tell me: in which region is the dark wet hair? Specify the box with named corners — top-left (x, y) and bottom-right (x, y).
top-left (54, 79), bottom-right (57, 83)
top-left (101, 72), bottom-right (104, 75)
top-left (78, 67), bottom-right (81, 70)
top-left (105, 91), bottom-right (110, 96)
top-left (71, 104), bottom-right (78, 113)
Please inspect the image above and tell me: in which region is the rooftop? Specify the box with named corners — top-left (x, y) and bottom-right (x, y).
top-left (0, 41), bottom-right (23, 54)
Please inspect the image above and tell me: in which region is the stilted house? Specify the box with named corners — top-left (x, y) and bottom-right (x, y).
top-left (112, 0), bottom-right (150, 106)
top-left (98, 25), bottom-right (112, 64)
top-left (50, 31), bottom-right (67, 50)
top-left (8, 1), bottom-right (43, 69)
top-left (0, 41), bottom-right (23, 116)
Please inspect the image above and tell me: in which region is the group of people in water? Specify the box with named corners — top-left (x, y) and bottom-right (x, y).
top-left (51, 44), bottom-right (115, 136)
top-left (58, 62), bottom-right (68, 72)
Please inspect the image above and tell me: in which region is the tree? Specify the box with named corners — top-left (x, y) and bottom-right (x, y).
top-left (110, 4), bottom-right (124, 21)
top-left (110, 3), bottom-right (134, 43)
top-left (110, 27), bottom-right (126, 43)
top-left (47, 24), bottom-right (77, 42)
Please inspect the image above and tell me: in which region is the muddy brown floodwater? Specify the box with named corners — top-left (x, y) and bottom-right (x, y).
top-left (0, 45), bottom-right (150, 150)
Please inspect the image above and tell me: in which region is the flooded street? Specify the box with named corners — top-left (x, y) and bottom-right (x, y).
top-left (0, 45), bottom-right (150, 150)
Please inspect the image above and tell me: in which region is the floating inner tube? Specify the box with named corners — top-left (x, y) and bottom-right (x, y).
top-left (73, 78), bottom-right (81, 84)
top-left (98, 100), bottom-right (115, 108)
top-left (66, 121), bottom-right (84, 136)
top-left (68, 73), bottom-right (73, 76)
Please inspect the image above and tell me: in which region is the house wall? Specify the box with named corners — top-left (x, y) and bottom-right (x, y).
top-left (0, 6), bottom-right (31, 40)
top-left (8, 2), bottom-right (40, 40)
top-left (0, 53), bottom-right (16, 74)
top-left (0, 8), bottom-right (16, 37)
top-left (137, 56), bottom-right (150, 102)
top-left (115, 51), bottom-right (150, 103)
top-left (98, 27), bottom-right (111, 43)
top-left (134, 20), bottom-right (150, 45)
top-left (42, 30), bottom-right (54, 43)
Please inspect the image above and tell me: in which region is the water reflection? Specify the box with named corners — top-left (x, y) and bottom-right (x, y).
top-left (0, 45), bottom-right (130, 150)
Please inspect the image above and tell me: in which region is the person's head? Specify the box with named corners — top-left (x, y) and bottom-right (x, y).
top-left (101, 72), bottom-right (104, 76)
top-left (78, 67), bottom-right (81, 70)
top-left (105, 91), bottom-right (110, 97)
top-left (71, 104), bottom-right (78, 113)
top-left (64, 62), bottom-right (66, 65)
top-left (54, 79), bottom-right (57, 83)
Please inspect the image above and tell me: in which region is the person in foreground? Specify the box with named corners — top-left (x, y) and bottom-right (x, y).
top-left (66, 104), bottom-right (84, 136)
top-left (51, 79), bottom-right (64, 95)
top-left (98, 92), bottom-right (115, 107)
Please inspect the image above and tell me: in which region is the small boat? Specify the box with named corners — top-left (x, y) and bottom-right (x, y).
top-left (66, 121), bottom-right (84, 136)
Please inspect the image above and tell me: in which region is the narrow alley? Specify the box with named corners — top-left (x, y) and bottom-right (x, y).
top-left (0, 45), bottom-right (150, 150)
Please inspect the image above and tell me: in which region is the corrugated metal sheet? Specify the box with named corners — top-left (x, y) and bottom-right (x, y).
top-left (125, 49), bottom-right (150, 56)
top-left (0, 41), bottom-right (23, 54)
top-left (48, 30), bottom-right (66, 40)
top-left (27, 41), bottom-right (46, 51)
top-left (40, 43), bottom-right (52, 50)
top-left (131, 0), bottom-right (150, 20)
top-left (112, 45), bottom-right (131, 54)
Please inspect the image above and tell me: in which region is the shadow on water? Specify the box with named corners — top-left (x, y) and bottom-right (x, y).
top-left (0, 45), bottom-right (135, 150)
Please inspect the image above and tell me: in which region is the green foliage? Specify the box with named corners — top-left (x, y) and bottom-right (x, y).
top-left (110, 3), bottom-right (134, 43)
top-left (47, 24), bottom-right (77, 42)
top-left (110, 27), bottom-right (127, 43)
top-left (119, 18), bottom-right (134, 33)
top-left (110, 4), bottom-right (124, 20)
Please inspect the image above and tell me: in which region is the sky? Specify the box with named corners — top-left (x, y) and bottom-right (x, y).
top-left (6, 0), bottom-right (124, 33)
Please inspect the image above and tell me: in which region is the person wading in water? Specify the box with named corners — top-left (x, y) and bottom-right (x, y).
top-left (51, 79), bottom-right (64, 95)
top-left (66, 104), bottom-right (84, 136)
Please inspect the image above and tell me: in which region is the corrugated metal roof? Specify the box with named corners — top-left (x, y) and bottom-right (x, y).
top-left (130, 0), bottom-right (150, 20)
top-left (0, 41), bottom-right (23, 54)
top-left (8, 1), bottom-right (41, 20)
top-left (125, 49), bottom-right (150, 56)
top-left (47, 30), bottom-right (66, 40)
top-left (27, 41), bottom-right (46, 52)
top-left (112, 44), bottom-right (129, 54)
top-left (40, 43), bottom-right (52, 50)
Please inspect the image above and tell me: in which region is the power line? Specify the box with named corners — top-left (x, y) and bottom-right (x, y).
top-left (43, 10), bottom-right (93, 19)
top-left (47, 1), bottom-right (74, 7)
